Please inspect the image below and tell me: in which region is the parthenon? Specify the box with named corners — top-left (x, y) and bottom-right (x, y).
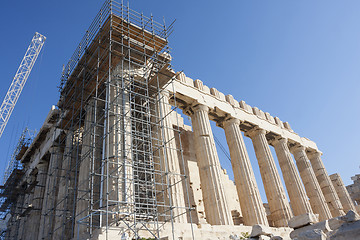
top-left (0, 1), bottom-right (359, 240)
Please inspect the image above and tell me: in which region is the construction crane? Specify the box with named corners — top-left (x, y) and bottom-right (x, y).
top-left (0, 32), bottom-right (46, 139)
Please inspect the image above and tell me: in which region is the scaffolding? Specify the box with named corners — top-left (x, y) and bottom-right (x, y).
top-left (0, 128), bottom-right (36, 239)
top-left (39, 0), bottom-right (193, 239)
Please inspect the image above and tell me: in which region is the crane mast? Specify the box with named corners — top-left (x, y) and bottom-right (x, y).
top-left (0, 32), bottom-right (46, 139)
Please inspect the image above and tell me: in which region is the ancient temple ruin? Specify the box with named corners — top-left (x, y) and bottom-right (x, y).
top-left (0, 1), bottom-right (358, 239)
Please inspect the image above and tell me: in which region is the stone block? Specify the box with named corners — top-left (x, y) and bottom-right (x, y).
top-left (288, 213), bottom-right (319, 229)
top-left (225, 95), bottom-right (240, 108)
top-left (283, 122), bottom-right (292, 131)
top-left (194, 79), bottom-right (203, 90)
top-left (252, 107), bottom-right (260, 116)
top-left (185, 76), bottom-right (194, 87)
top-left (259, 109), bottom-right (266, 119)
top-left (270, 236), bottom-right (283, 240)
top-left (176, 71), bottom-right (186, 83)
top-left (298, 229), bottom-right (326, 240)
top-left (239, 100), bottom-right (246, 109)
top-left (328, 217), bottom-right (345, 230)
top-left (327, 219), bottom-right (360, 240)
top-left (226, 94), bottom-right (235, 105)
top-left (202, 85), bottom-right (210, 94)
top-left (210, 87), bottom-right (220, 98)
top-left (259, 235), bottom-right (271, 240)
top-left (340, 210), bottom-right (360, 222)
top-left (290, 220), bottom-right (331, 239)
top-left (265, 112), bottom-right (276, 124)
top-left (274, 117), bottom-right (284, 128)
top-left (218, 91), bottom-right (226, 101)
top-left (250, 224), bottom-right (273, 237)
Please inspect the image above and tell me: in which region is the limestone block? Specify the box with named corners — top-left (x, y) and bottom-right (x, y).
top-left (288, 213), bottom-right (319, 229)
top-left (250, 224), bottom-right (273, 237)
top-left (290, 220), bottom-right (331, 239)
top-left (210, 87), bottom-right (220, 98)
top-left (297, 229), bottom-right (326, 240)
top-left (194, 79), bottom-right (203, 90)
top-left (202, 85), bottom-right (211, 94)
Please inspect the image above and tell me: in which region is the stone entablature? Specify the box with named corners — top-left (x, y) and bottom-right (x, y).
top-left (172, 72), bottom-right (318, 151)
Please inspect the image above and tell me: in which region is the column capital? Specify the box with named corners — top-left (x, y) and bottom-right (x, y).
top-left (270, 135), bottom-right (288, 146)
top-left (307, 150), bottom-right (323, 159)
top-left (37, 161), bottom-right (48, 171)
top-left (289, 144), bottom-right (306, 154)
top-left (192, 104), bottom-right (209, 112)
top-left (245, 126), bottom-right (267, 138)
top-left (222, 117), bottom-right (240, 128)
top-left (183, 103), bottom-right (209, 116)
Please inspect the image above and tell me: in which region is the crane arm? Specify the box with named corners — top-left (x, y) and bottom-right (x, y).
top-left (0, 32), bottom-right (46, 139)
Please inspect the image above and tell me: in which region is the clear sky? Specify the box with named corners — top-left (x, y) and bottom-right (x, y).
top-left (1, 0), bottom-right (360, 203)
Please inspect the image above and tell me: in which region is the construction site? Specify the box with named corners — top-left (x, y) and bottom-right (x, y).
top-left (0, 0), bottom-right (360, 240)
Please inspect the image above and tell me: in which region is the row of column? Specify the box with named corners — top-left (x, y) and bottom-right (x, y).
top-left (186, 103), bottom-right (355, 227)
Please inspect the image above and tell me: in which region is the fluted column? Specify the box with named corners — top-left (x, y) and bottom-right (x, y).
top-left (159, 92), bottom-right (187, 223)
top-left (38, 145), bottom-right (63, 240)
top-left (307, 151), bottom-right (345, 217)
top-left (29, 162), bottom-right (49, 240)
top-left (290, 145), bottom-right (332, 221)
top-left (53, 131), bottom-right (75, 240)
top-left (222, 118), bottom-right (268, 226)
top-left (272, 137), bottom-right (313, 216)
top-left (75, 99), bottom-right (104, 237)
top-left (190, 104), bottom-right (233, 225)
top-left (247, 128), bottom-right (293, 227)
top-left (329, 173), bottom-right (357, 213)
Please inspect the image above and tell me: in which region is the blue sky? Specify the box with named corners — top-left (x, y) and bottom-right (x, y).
top-left (1, 0), bottom-right (360, 202)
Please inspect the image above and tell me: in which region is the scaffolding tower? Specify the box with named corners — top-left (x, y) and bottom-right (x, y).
top-left (39, 1), bottom-right (193, 239)
top-left (0, 128), bottom-right (36, 239)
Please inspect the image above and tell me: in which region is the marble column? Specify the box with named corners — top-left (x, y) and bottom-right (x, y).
top-left (29, 161), bottom-right (49, 240)
top-left (53, 132), bottom-right (75, 239)
top-left (330, 173), bottom-right (357, 213)
top-left (247, 128), bottom-right (293, 227)
top-left (272, 137), bottom-right (313, 216)
top-left (307, 151), bottom-right (345, 217)
top-left (103, 71), bottom-right (134, 226)
top-left (20, 176), bottom-right (35, 240)
top-left (159, 92), bottom-right (187, 223)
top-left (38, 146), bottom-right (63, 240)
top-left (190, 104), bottom-right (233, 225)
top-left (222, 118), bottom-right (268, 226)
top-left (290, 145), bottom-right (332, 221)
top-left (75, 99), bottom-right (104, 237)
